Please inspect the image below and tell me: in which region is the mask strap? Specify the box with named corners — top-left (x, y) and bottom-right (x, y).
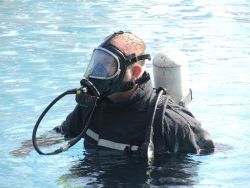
top-left (122, 72), bottom-right (151, 91)
top-left (100, 31), bottom-right (131, 47)
top-left (127, 54), bottom-right (151, 65)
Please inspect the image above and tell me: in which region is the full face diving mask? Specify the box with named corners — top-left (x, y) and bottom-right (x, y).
top-left (84, 31), bottom-right (151, 97)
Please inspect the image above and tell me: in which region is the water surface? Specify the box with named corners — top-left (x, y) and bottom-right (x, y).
top-left (0, 0), bottom-right (250, 187)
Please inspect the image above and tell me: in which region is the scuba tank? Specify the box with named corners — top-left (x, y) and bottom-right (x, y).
top-left (153, 47), bottom-right (192, 107)
top-left (144, 48), bottom-right (192, 161)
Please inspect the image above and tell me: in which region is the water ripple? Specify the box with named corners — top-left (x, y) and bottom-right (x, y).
top-left (0, 0), bottom-right (250, 187)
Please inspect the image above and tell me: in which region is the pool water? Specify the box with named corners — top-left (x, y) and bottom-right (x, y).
top-left (1, 0), bottom-right (250, 187)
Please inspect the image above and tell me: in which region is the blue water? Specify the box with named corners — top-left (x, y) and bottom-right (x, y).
top-left (1, 0), bottom-right (250, 187)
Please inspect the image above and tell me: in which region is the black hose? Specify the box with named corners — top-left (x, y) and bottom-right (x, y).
top-left (32, 88), bottom-right (97, 155)
top-left (32, 79), bottom-right (100, 155)
top-left (32, 89), bottom-right (76, 155)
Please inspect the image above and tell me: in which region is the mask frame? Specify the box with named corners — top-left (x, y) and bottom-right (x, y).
top-left (84, 47), bottom-right (121, 80)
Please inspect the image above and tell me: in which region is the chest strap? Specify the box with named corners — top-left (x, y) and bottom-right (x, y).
top-left (86, 129), bottom-right (139, 151)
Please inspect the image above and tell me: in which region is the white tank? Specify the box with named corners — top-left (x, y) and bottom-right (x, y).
top-left (153, 47), bottom-right (192, 107)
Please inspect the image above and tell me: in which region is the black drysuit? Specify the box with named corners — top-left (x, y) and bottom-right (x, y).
top-left (55, 76), bottom-right (214, 155)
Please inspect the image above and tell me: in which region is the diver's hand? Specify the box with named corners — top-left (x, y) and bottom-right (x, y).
top-left (10, 129), bottom-right (65, 157)
top-left (11, 139), bottom-right (34, 157)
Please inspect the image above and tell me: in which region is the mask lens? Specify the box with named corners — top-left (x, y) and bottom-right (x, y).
top-left (85, 49), bottom-right (119, 79)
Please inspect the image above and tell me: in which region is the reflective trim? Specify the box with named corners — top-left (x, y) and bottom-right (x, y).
top-left (85, 129), bottom-right (139, 151)
top-left (86, 129), bottom-right (99, 141)
top-left (98, 139), bottom-right (138, 151)
top-left (130, 145), bottom-right (139, 151)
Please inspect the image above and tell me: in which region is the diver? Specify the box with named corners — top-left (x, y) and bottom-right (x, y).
top-left (52, 31), bottom-right (215, 157)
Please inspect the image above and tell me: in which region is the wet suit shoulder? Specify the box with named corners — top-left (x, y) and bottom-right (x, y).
top-left (150, 93), bottom-right (214, 155)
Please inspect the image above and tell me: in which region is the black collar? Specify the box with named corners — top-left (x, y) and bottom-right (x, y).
top-left (102, 74), bottom-right (153, 112)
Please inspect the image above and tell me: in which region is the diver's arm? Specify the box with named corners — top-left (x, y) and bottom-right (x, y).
top-left (177, 107), bottom-right (215, 153)
top-left (188, 122), bottom-right (215, 154)
top-left (11, 105), bottom-right (84, 157)
top-left (163, 105), bottom-right (214, 154)
top-left (10, 129), bottom-right (64, 157)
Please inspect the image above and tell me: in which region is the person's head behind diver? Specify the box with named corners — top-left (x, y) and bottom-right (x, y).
top-left (84, 31), bottom-right (151, 102)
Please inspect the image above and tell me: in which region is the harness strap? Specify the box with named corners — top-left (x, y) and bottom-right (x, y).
top-left (141, 89), bottom-right (159, 149)
top-left (179, 89), bottom-right (192, 107)
top-left (139, 88), bottom-right (169, 158)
